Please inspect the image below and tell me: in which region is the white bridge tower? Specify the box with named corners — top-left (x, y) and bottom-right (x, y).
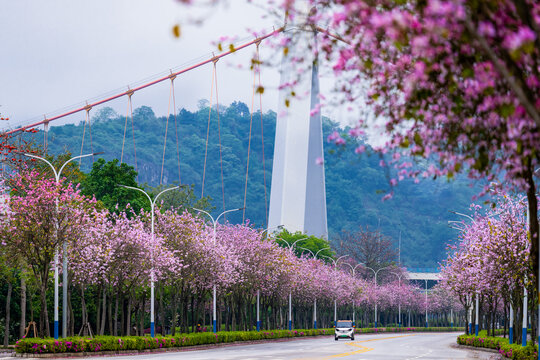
top-left (268, 7), bottom-right (328, 239)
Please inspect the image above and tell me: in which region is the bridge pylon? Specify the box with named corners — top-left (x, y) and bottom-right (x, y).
top-left (268, 4), bottom-right (328, 239)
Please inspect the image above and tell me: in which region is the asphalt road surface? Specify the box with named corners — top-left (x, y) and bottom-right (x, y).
top-left (7, 332), bottom-right (500, 360)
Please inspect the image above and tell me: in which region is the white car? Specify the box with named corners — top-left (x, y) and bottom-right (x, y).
top-left (334, 320), bottom-right (355, 340)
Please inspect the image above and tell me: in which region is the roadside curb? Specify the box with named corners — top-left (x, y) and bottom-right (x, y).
top-left (452, 343), bottom-right (501, 355)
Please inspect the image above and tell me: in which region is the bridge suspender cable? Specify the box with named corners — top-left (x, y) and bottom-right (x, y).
top-left (120, 90), bottom-right (138, 181)
top-left (160, 78), bottom-right (174, 186)
top-left (256, 44), bottom-right (269, 227)
top-left (86, 106), bottom-right (95, 163)
top-left (130, 94), bottom-right (138, 183)
top-left (79, 107), bottom-right (88, 167)
top-left (214, 62), bottom-right (226, 214)
top-left (121, 91), bottom-right (133, 165)
top-left (201, 58), bottom-right (226, 212)
top-left (76, 106), bottom-right (96, 167)
top-left (201, 61), bottom-right (216, 199)
top-left (243, 43), bottom-right (259, 223)
top-left (171, 74), bottom-right (181, 185)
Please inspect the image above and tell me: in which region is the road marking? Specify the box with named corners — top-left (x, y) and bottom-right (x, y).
top-left (320, 334), bottom-right (416, 359)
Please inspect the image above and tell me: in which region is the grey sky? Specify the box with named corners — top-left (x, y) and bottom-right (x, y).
top-left (0, 0), bottom-right (289, 130)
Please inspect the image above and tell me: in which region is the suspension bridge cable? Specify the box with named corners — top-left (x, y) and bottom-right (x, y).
top-left (4, 27), bottom-right (284, 136)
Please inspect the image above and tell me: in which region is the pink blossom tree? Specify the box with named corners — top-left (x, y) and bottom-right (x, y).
top-left (0, 170), bottom-right (95, 337)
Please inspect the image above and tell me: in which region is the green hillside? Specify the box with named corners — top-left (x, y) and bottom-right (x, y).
top-left (28, 102), bottom-right (479, 267)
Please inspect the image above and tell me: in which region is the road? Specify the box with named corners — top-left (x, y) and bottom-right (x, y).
top-left (5, 332), bottom-right (497, 360)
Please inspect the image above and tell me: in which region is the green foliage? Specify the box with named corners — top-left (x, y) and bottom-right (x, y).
top-left (457, 334), bottom-right (538, 360)
top-left (357, 327), bottom-right (464, 334)
top-left (148, 184), bottom-right (214, 214)
top-left (275, 230), bottom-right (334, 260)
top-left (36, 103), bottom-right (480, 267)
top-left (79, 158), bottom-right (149, 214)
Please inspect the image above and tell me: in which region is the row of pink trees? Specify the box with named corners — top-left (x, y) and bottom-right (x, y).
top-left (440, 191), bottom-right (531, 340)
top-left (1, 169), bottom-right (460, 337)
top-left (181, 0), bottom-right (540, 323)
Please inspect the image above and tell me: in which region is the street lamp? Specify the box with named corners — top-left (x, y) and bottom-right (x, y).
top-left (340, 262), bottom-right (364, 327)
top-left (299, 246), bottom-right (330, 329)
top-left (279, 237), bottom-right (309, 330)
top-left (390, 272), bottom-right (405, 328)
top-left (255, 224), bottom-right (283, 331)
top-left (193, 207), bottom-right (243, 333)
top-left (357, 264), bottom-right (391, 328)
top-left (22, 151), bottom-right (102, 339)
top-left (260, 224), bottom-right (284, 239)
top-left (321, 255), bottom-right (349, 327)
top-left (425, 279), bottom-right (429, 328)
top-left (119, 184), bottom-right (182, 337)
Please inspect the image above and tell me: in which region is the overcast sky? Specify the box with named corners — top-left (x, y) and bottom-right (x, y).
top-left (0, 0), bottom-right (296, 130)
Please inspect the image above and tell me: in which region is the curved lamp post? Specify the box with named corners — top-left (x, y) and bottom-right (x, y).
top-left (257, 225), bottom-right (283, 331)
top-left (390, 272), bottom-right (405, 328)
top-left (119, 184), bottom-right (182, 337)
top-left (340, 262), bottom-right (364, 327)
top-left (255, 224), bottom-right (283, 331)
top-left (23, 152), bottom-right (101, 339)
top-left (299, 246), bottom-right (330, 329)
top-left (358, 264), bottom-right (391, 328)
top-left (193, 207), bottom-right (243, 333)
top-left (320, 255), bottom-right (349, 327)
top-left (279, 237), bottom-right (308, 330)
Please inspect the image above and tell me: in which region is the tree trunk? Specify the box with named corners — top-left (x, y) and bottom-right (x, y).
top-left (171, 292), bottom-right (178, 336)
top-left (126, 295), bottom-right (132, 336)
top-left (100, 289), bottom-right (106, 335)
top-left (95, 286), bottom-right (102, 335)
top-left (3, 281), bottom-right (12, 346)
top-left (108, 292), bottom-right (113, 336)
top-left (159, 286), bottom-right (165, 335)
top-left (19, 275), bottom-right (26, 339)
top-left (68, 287), bottom-right (74, 337)
top-left (114, 292), bottom-right (119, 336)
top-left (81, 287), bottom-right (88, 336)
top-left (139, 295), bottom-right (145, 336)
top-left (526, 165), bottom-right (539, 287)
top-left (39, 280), bottom-right (50, 338)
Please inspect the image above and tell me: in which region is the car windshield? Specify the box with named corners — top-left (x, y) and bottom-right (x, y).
top-left (336, 321), bottom-right (352, 328)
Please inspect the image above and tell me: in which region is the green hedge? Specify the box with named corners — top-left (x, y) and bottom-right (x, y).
top-left (457, 334), bottom-right (538, 360)
top-left (357, 326), bottom-right (464, 333)
top-left (15, 329), bottom-right (331, 354)
top-left (15, 326), bottom-right (466, 355)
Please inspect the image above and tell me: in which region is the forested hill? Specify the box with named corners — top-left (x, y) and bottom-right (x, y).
top-left (33, 101), bottom-right (478, 267)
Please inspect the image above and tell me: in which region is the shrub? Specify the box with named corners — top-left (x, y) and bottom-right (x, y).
top-left (457, 334), bottom-right (539, 360)
top-left (15, 329), bottom-right (332, 354)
